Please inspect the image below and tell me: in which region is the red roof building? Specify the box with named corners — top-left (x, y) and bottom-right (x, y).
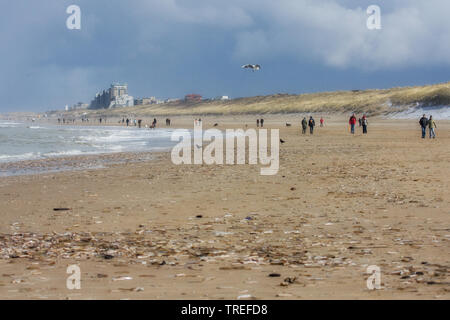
top-left (185, 94), bottom-right (202, 102)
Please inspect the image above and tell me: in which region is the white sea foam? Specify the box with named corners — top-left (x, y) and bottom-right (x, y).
top-left (0, 121), bottom-right (21, 128)
top-left (44, 150), bottom-right (85, 157)
top-left (0, 152), bottom-right (39, 161)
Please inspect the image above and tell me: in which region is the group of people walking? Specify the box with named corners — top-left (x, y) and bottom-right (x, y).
top-left (419, 114), bottom-right (437, 139)
top-left (120, 117), bottom-right (158, 129)
top-left (256, 119), bottom-right (265, 127)
top-left (349, 113), bottom-right (368, 134)
top-left (301, 116), bottom-right (317, 134)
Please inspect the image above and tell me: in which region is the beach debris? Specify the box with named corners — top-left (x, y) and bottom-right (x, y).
top-left (53, 208), bottom-right (72, 211)
top-left (276, 293), bottom-right (293, 297)
top-left (269, 273), bottom-right (281, 277)
top-left (112, 276), bottom-right (133, 281)
top-left (283, 277), bottom-right (297, 284)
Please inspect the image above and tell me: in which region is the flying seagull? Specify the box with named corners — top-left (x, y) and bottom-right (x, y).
top-left (241, 64), bottom-right (261, 71)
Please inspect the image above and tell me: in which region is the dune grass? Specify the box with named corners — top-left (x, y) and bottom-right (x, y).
top-left (74, 82), bottom-right (450, 117)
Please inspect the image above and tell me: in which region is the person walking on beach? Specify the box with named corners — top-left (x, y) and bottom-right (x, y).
top-left (260, 119), bottom-right (264, 127)
top-left (257, 119), bottom-right (260, 127)
top-left (349, 114), bottom-right (357, 134)
top-left (428, 115), bottom-right (437, 139)
top-left (320, 117), bottom-right (324, 127)
top-left (308, 116), bottom-right (315, 134)
top-left (358, 118), bottom-right (362, 127)
top-left (301, 117), bottom-right (308, 134)
top-left (126, 118), bottom-right (129, 126)
top-left (152, 118), bottom-right (157, 128)
top-left (419, 114), bottom-right (428, 139)
top-left (362, 115), bottom-right (368, 134)
top-left (138, 119), bottom-right (142, 128)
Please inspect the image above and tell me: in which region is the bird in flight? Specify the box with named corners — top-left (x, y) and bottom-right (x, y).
top-left (241, 64), bottom-right (261, 71)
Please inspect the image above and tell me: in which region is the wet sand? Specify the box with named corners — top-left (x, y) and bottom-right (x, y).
top-left (0, 117), bottom-right (449, 299)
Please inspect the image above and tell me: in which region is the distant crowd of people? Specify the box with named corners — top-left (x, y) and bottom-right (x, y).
top-left (115, 117), bottom-right (174, 129)
top-left (57, 118), bottom-right (76, 124)
top-left (55, 113), bottom-right (439, 140)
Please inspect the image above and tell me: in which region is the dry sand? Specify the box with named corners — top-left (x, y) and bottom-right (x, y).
top-left (0, 116), bottom-right (449, 300)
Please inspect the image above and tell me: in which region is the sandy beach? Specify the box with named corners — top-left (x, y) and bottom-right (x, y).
top-left (0, 116), bottom-right (449, 299)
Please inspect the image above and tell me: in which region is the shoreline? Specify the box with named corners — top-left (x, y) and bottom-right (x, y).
top-left (0, 150), bottom-right (167, 177)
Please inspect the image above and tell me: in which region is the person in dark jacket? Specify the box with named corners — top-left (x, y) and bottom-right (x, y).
top-left (308, 116), bottom-right (315, 134)
top-left (301, 117), bottom-right (307, 134)
top-left (362, 115), bottom-right (368, 134)
top-left (419, 114), bottom-right (428, 139)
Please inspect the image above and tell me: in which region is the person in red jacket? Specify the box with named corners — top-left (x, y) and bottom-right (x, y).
top-left (349, 114), bottom-right (357, 134)
top-left (320, 117), bottom-right (324, 127)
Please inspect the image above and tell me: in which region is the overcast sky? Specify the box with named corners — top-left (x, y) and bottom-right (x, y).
top-left (1, 0), bottom-right (450, 112)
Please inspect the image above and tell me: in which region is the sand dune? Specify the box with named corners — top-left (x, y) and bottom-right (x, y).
top-left (56, 82), bottom-right (450, 119)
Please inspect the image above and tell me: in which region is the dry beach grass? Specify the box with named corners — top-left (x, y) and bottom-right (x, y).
top-left (55, 82), bottom-right (450, 118)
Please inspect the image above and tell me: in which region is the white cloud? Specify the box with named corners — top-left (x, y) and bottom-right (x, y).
top-left (227, 0), bottom-right (450, 69)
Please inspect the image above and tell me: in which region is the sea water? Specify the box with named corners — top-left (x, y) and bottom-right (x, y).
top-left (0, 121), bottom-right (178, 164)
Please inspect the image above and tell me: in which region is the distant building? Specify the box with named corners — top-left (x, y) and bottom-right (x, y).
top-left (134, 97), bottom-right (157, 106)
top-left (164, 98), bottom-right (181, 103)
top-left (89, 83), bottom-right (134, 109)
top-left (185, 94), bottom-right (202, 103)
top-left (70, 102), bottom-right (89, 110)
top-left (215, 96), bottom-right (230, 101)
